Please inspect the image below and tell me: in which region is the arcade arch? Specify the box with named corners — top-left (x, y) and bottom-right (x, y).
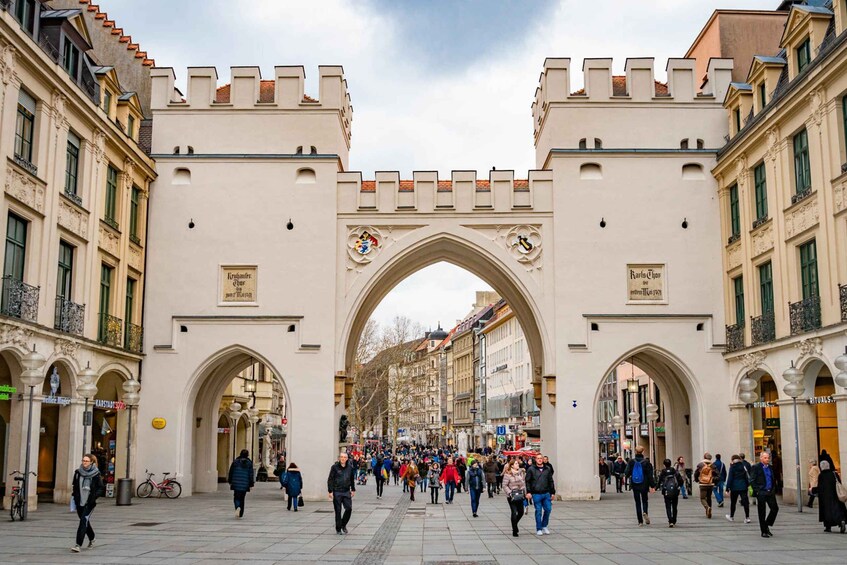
top-left (188, 347), bottom-right (289, 493)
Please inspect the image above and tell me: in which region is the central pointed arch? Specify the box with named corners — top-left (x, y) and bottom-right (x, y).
top-left (340, 232), bottom-right (553, 385)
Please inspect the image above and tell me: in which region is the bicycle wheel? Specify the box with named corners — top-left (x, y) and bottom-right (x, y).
top-left (136, 481), bottom-right (154, 498)
top-left (164, 481), bottom-right (182, 499)
top-left (9, 496), bottom-right (17, 521)
top-left (19, 499), bottom-right (27, 521)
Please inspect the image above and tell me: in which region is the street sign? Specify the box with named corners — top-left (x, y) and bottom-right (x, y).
top-left (469, 408), bottom-right (478, 413)
top-left (496, 435), bottom-right (506, 444)
top-left (496, 425), bottom-right (506, 435)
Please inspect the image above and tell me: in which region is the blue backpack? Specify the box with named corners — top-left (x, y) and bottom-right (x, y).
top-left (631, 460), bottom-right (644, 484)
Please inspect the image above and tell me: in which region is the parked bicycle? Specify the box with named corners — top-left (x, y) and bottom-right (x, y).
top-left (136, 469), bottom-right (182, 498)
top-left (9, 470), bottom-right (36, 521)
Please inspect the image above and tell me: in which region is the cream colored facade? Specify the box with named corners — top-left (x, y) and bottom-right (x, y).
top-left (0, 2), bottom-right (155, 509)
top-left (716, 2), bottom-right (847, 503)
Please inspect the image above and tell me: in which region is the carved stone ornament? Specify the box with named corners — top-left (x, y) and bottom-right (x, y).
top-left (5, 165), bottom-right (46, 213)
top-left (764, 128), bottom-right (780, 162)
top-left (795, 337), bottom-right (823, 358)
top-left (347, 226), bottom-right (383, 265)
top-left (53, 338), bottom-right (80, 359)
top-left (808, 88), bottom-right (825, 127)
top-left (750, 221), bottom-right (774, 257)
top-left (741, 350), bottom-right (766, 371)
top-left (128, 243), bottom-right (143, 271)
top-left (93, 129), bottom-right (106, 163)
top-left (785, 197), bottom-right (819, 239)
top-left (122, 158), bottom-right (136, 187)
top-left (727, 240), bottom-right (742, 270)
top-left (0, 42), bottom-right (17, 86)
top-left (0, 323), bottom-right (34, 349)
top-left (505, 225), bottom-right (542, 268)
top-left (99, 224), bottom-right (121, 257)
top-left (835, 180), bottom-right (847, 214)
top-left (58, 198), bottom-right (89, 240)
top-left (50, 89), bottom-right (67, 130)
top-left (735, 154), bottom-right (749, 188)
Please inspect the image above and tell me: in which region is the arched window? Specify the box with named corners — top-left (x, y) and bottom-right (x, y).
top-left (594, 138), bottom-right (602, 149)
top-left (578, 138), bottom-right (587, 149)
top-left (696, 139), bottom-right (705, 149)
top-left (680, 138), bottom-right (689, 149)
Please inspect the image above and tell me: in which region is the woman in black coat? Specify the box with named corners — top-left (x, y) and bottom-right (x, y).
top-left (71, 454), bottom-right (104, 552)
top-left (228, 449), bottom-right (255, 518)
top-left (817, 460), bottom-right (847, 533)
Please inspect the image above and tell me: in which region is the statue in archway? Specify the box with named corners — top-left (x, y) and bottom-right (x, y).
top-left (339, 414), bottom-right (349, 443)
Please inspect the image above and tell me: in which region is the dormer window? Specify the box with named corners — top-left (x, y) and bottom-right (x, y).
top-left (102, 90), bottom-right (112, 116)
top-left (62, 41), bottom-right (80, 79)
top-left (127, 115), bottom-right (135, 139)
top-left (734, 107), bottom-right (742, 133)
top-left (797, 38), bottom-right (811, 73)
top-left (15, 0), bottom-right (37, 34)
top-left (758, 83), bottom-right (767, 111)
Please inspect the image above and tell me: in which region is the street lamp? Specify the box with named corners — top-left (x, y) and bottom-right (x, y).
top-left (77, 363), bottom-right (98, 457)
top-left (116, 378), bottom-right (140, 506)
top-left (19, 345), bottom-right (46, 520)
top-left (646, 401), bottom-right (659, 466)
top-left (228, 401), bottom-right (242, 460)
top-left (782, 361), bottom-right (805, 513)
top-left (247, 406), bottom-right (260, 461)
top-left (738, 373), bottom-right (759, 461)
top-left (611, 414), bottom-right (623, 454)
top-left (834, 347), bottom-right (847, 389)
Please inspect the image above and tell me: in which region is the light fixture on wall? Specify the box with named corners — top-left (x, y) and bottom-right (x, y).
top-left (599, 218), bottom-right (606, 228)
top-left (286, 219), bottom-right (294, 231)
top-left (188, 219), bottom-right (195, 229)
top-left (681, 218), bottom-right (688, 229)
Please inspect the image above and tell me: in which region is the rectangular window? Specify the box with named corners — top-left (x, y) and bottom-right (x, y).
top-left (759, 82), bottom-right (767, 110)
top-left (62, 40), bottom-right (79, 78)
top-left (843, 96), bottom-right (847, 162)
top-left (14, 0), bottom-right (36, 33)
top-left (65, 131), bottom-right (80, 197)
top-left (729, 183), bottom-right (740, 238)
top-left (14, 90), bottom-right (36, 163)
top-left (793, 128), bottom-right (811, 194)
top-left (733, 276), bottom-right (745, 326)
top-left (797, 38), bottom-right (811, 73)
top-left (129, 186), bottom-right (140, 242)
top-left (734, 107), bottom-right (742, 133)
top-left (57, 241), bottom-right (74, 299)
top-left (759, 262), bottom-right (774, 315)
top-left (754, 162), bottom-right (768, 221)
top-left (799, 240), bottom-right (819, 300)
top-left (105, 165), bottom-right (118, 227)
top-left (127, 115), bottom-right (135, 139)
top-left (98, 264), bottom-right (113, 341)
top-left (102, 89), bottom-right (112, 115)
top-left (125, 278), bottom-right (135, 325)
top-left (3, 213), bottom-right (27, 281)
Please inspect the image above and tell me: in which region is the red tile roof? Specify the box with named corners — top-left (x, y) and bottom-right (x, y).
top-left (398, 180), bottom-right (414, 192)
top-left (78, 1), bottom-right (155, 67)
top-left (569, 76), bottom-right (669, 97)
top-left (437, 180), bottom-right (452, 191)
top-left (476, 180), bottom-right (490, 191)
top-left (361, 180), bottom-right (375, 192)
top-left (215, 81), bottom-right (316, 104)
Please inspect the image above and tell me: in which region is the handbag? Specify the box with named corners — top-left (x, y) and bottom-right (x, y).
top-left (298, 495), bottom-right (305, 507)
top-left (836, 480), bottom-right (847, 503)
top-left (509, 488), bottom-right (526, 502)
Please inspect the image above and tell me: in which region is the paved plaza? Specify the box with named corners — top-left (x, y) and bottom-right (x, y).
top-left (1, 480), bottom-right (846, 564)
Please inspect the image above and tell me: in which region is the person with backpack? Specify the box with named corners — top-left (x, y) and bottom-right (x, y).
top-left (657, 458), bottom-right (683, 527)
top-left (693, 452), bottom-right (718, 519)
top-left (712, 454), bottom-right (728, 508)
top-left (624, 446), bottom-right (655, 526)
top-left (725, 454), bottom-right (751, 523)
top-left (391, 458), bottom-right (400, 485)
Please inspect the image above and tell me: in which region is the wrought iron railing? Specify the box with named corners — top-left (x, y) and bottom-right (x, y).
top-left (54, 296), bottom-right (85, 336)
top-left (0, 0), bottom-right (11, 11)
top-left (789, 295), bottom-right (821, 335)
top-left (103, 216), bottom-right (119, 231)
top-left (63, 190), bottom-right (82, 207)
top-left (38, 35), bottom-right (59, 63)
top-left (727, 233), bottom-right (740, 245)
top-left (124, 322), bottom-right (143, 353)
top-left (13, 153), bottom-right (38, 177)
top-left (725, 323), bottom-right (745, 353)
top-left (129, 234), bottom-right (141, 246)
top-left (791, 187), bottom-right (812, 205)
top-left (0, 276), bottom-right (39, 322)
top-left (752, 216), bottom-right (769, 230)
top-left (97, 313), bottom-right (123, 348)
top-left (751, 311), bottom-right (775, 346)
top-left (840, 284), bottom-right (847, 322)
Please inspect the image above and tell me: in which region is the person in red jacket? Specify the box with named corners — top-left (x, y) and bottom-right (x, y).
top-left (441, 457), bottom-right (460, 504)
top-left (399, 460), bottom-right (409, 493)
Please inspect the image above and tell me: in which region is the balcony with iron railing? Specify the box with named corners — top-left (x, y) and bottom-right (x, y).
top-left (751, 311), bottom-right (775, 346)
top-left (725, 323), bottom-right (745, 353)
top-left (124, 322), bottom-right (143, 354)
top-left (13, 153), bottom-right (38, 177)
top-left (97, 313), bottom-right (122, 348)
top-left (0, 276), bottom-right (39, 322)
top-left (54, 296), bottom-right (85, 336)
top-left (840, 284), bottom-right (847, 322)
top-left (789, 295), bottom-right (821, 335)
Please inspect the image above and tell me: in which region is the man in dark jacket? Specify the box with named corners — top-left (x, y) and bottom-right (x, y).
top-left (624, 446), bottom-right (656, 526)
top-left (613, 456), bottom-right (627, 493)
top-left (749, 451), bottom-right (779, 537)
top-left (526, 453), bottom-right (556, 535)
top-left (327, 451), bottom-right (356, 534)
top-left (725, 455), bottom-right (751, 523)
top-left (227, 449), bottom-right (255, 518)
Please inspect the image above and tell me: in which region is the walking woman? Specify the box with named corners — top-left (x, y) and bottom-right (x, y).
top-left (484, 456), bottom-right (498, 498)
top-left (71, 454), bottom-right (104, 552)
top-left (502, 459), bottom-right (526, 537)
top-left (441, 457), bottom-right (460, 504)
top-left (428, 462), bottom-right (442, 504)
top-left (404, 459), bottom-right (419, 502)
top-left (725, 455), bottom-right (751, 523)
top-left (808, 458), bottom-right (820, 508)
top-left (817, 460), bottom-right (847, 533)
top-left (283, 462), bottom-right (303, 511)
top-left (227, 449), bottom-right (255, 518)
top-left (467, 459), bottom-right (485, 517)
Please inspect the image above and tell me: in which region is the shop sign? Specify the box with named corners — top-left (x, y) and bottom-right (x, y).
top-left (765, 418), bottom-right (780, 427)
top-left (0, 384), bottom-right (18, 400)
top-left (94, 399), bottom-right (126, 410)
top-left (654, 426), bottom-right (665, 433)
top-left (808, 395), bottom-right (835, 405)
top-left (43, 395), bottom-right (72, 406)
top-left (753, 401), bottom-right (776, 408)
top-left (152, 418), bottom-right (167, 430)
top-left (217, 427), bottom-right (230, 434)
top-left (753, 430), bottom-right (765, 438)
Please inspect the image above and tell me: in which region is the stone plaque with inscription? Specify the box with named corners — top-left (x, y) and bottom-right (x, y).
top-left (627, 264), bottom-right (665, 302)
top-left (220, 266), bottom-right (257, 303)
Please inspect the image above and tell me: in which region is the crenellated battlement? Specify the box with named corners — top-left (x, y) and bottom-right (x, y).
top-left (150, 65), bottom-right (353, 144)
top-left (532, 57), bottom-right (733, 167)
top-left (337, 169), bottom-right (553, 214)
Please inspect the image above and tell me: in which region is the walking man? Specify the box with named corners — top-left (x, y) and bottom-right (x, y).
top-left (227, 449), bottom-right (254, 519)
top-left (328, 451), bottom-right (356, 535)
top-left (713, 454), bottom-right (728, 508)
top-left (526, 453), bottom-right (555, 536)
top-left (750, 451), bottom-right (779, 537)
top-left (625, 446), bottom-right (655, 526)
top-left (694, 452), bottom-right (717, 519)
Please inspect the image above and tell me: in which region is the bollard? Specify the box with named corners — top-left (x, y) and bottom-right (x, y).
top-left (115, 478), bottom-right (134, 506)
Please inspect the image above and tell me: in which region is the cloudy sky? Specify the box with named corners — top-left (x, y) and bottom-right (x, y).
top-left (100, 0), bottom-right (775, 330)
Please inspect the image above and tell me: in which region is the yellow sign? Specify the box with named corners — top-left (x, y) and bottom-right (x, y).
top-left (753, 429), bottom-right (764, 438)
top-left (152, 418), bottom-right (167, 430)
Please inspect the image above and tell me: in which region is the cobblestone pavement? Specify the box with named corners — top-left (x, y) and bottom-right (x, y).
top-left (1, 480), bottom-right (846, 564)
